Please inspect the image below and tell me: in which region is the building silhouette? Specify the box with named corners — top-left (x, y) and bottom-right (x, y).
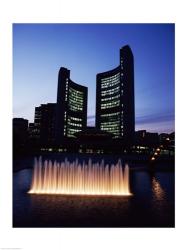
top-left (135, 130), bottom-right (159, 148)
top-left (28, 122), bottom-right (35, 137)
top-left (96, 45), bottom-right (135, 145)
top-left (75, 127), bottom-right (114, 153)
top-left (12, 45), bottom-right (175, 157)
top-left (13, 118), bottom-right (28, 141)
top-left (13, 118), bottom-right (28, 155)
top-left (33, 103), bottom-right (56, 146)
top-left (55, 67), bottom-right (88, 145)
top-left (14, 45), bottom-right (136, 153)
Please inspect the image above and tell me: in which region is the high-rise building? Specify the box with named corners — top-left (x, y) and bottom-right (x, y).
top-left (55, 67), bottom-right (88, 144)
top-left (96, 45), bottom-right (135, 144)
top-left (33, 103), bottom-right (56, 145)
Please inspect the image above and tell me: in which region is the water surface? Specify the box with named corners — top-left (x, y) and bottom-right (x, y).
top-left (13, 166), bottom-right (174, 227)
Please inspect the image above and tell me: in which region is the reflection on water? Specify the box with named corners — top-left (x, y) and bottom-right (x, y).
top-left (152, 177), bottom-right (165, 201)
top-left (29, 194), bottom-right (131, 227)
top-left (13, 168), bottom-right (174, 227)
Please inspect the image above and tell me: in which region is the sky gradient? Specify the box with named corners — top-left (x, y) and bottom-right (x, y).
top-left (13, 24), bottom-right (175, 133)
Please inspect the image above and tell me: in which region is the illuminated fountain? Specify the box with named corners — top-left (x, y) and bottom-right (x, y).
top-left (28, 157), bottom-right (132, 196)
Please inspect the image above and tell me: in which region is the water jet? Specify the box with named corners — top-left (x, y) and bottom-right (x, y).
top-left (28, 157), bottom-right (132, 196)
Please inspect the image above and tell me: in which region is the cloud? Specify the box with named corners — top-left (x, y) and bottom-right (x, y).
top-left (86, 112), bottom-right (175, 132)
top-left (88, 112), bottom-right (174, 124)
top-left (136, 112), bottom-right (174, 125)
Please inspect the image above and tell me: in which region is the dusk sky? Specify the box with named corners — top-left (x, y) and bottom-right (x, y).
top-left (13, 24), bottom-right (174, 133)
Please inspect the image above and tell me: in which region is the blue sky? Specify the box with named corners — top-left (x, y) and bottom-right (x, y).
top-left (13, 23), bottom-right (175, 133)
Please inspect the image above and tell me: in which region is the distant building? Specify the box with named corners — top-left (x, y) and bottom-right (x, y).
top-left (159, 133), bottom-right (170, 143)
top-left (55, 67), bottom-right (88, 144)
top-left (28, 122), bottom-right (35, 139)
top-left (13, 118), bottom-right (28, 153)
top-left (135, 130), bottom-right (159, 147)
top-left (145, 132), bottom-right (159, 147)
top-left (96, 45), bottom-right (135, 144)
top-left (13, 118), bottom-right (28, 139)
top-left (159, 132), bottom-right (175, 151)
top-left (169, 132), bottom-right (175, 140)
top-left (75, 126), bottom-right (114, 153)
top-left (33, 103), bottom-right (56, 145)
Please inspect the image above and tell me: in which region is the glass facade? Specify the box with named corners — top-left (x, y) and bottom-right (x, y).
top-left (33, 103), bottom-right (56, 143)
top-left (56, 67), bottom-right (87, 141)
top-left (56, 45), bottom-right (134, 145)
top-left (65, 81), bottom-right (86, 138)
top-left (68, 87), bottom-right (84, 112)
top-left (96, 45), bottom-right (135, 142)
top-left (66, 115), bottom-right (83, 138)
top-left (98, 71), bottom-right (122, 138)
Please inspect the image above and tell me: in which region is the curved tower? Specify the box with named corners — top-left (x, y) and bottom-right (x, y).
top-left (55, 67), bottom-right (87, 144)
top-left (96, 45), bottom-right (135, 144)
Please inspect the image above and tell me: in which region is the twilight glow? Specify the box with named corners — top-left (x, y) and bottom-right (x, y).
top-left (13, 24), bottom-right (174, 133)
top-left (28, 157), bottom-right (132, 196)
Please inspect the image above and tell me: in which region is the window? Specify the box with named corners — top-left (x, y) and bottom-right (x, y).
top-left (68, 87), bottom-right (84, 111)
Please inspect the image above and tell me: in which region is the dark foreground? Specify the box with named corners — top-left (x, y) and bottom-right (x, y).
top-left (13, 156), bottom-right (174, 227)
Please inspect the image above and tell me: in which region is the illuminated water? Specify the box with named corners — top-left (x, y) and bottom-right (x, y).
top-left (28, 157), bottom-right (131, 196)
top-left (13, 156), bottom-right (174, 227)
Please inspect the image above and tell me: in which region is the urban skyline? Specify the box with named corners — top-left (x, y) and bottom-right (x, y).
top-left (14, 44), bottom-right (171, 155)
top-left (12, 25), bottom-right (175, 229)
top-left (13, 24), bottom-right (175, 133)
top-left (25, 45), bottom-right (135, 152)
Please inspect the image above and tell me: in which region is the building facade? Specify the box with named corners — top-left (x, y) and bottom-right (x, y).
top-left (96, 45), bottom-right (135, 144)
top-left (75, 127), bottom-right (114, 153)
top-left (33, 103), bottom-right (56, 145)
top-left (55, 67), bottom-right (88, 144)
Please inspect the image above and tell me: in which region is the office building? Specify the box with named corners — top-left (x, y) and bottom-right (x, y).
top-left (96, 45), bottom-right (135, 144)
top-left (34, 103), bottom-right (56, 145)
top-left (55, 67), bottom-right (88, 144)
